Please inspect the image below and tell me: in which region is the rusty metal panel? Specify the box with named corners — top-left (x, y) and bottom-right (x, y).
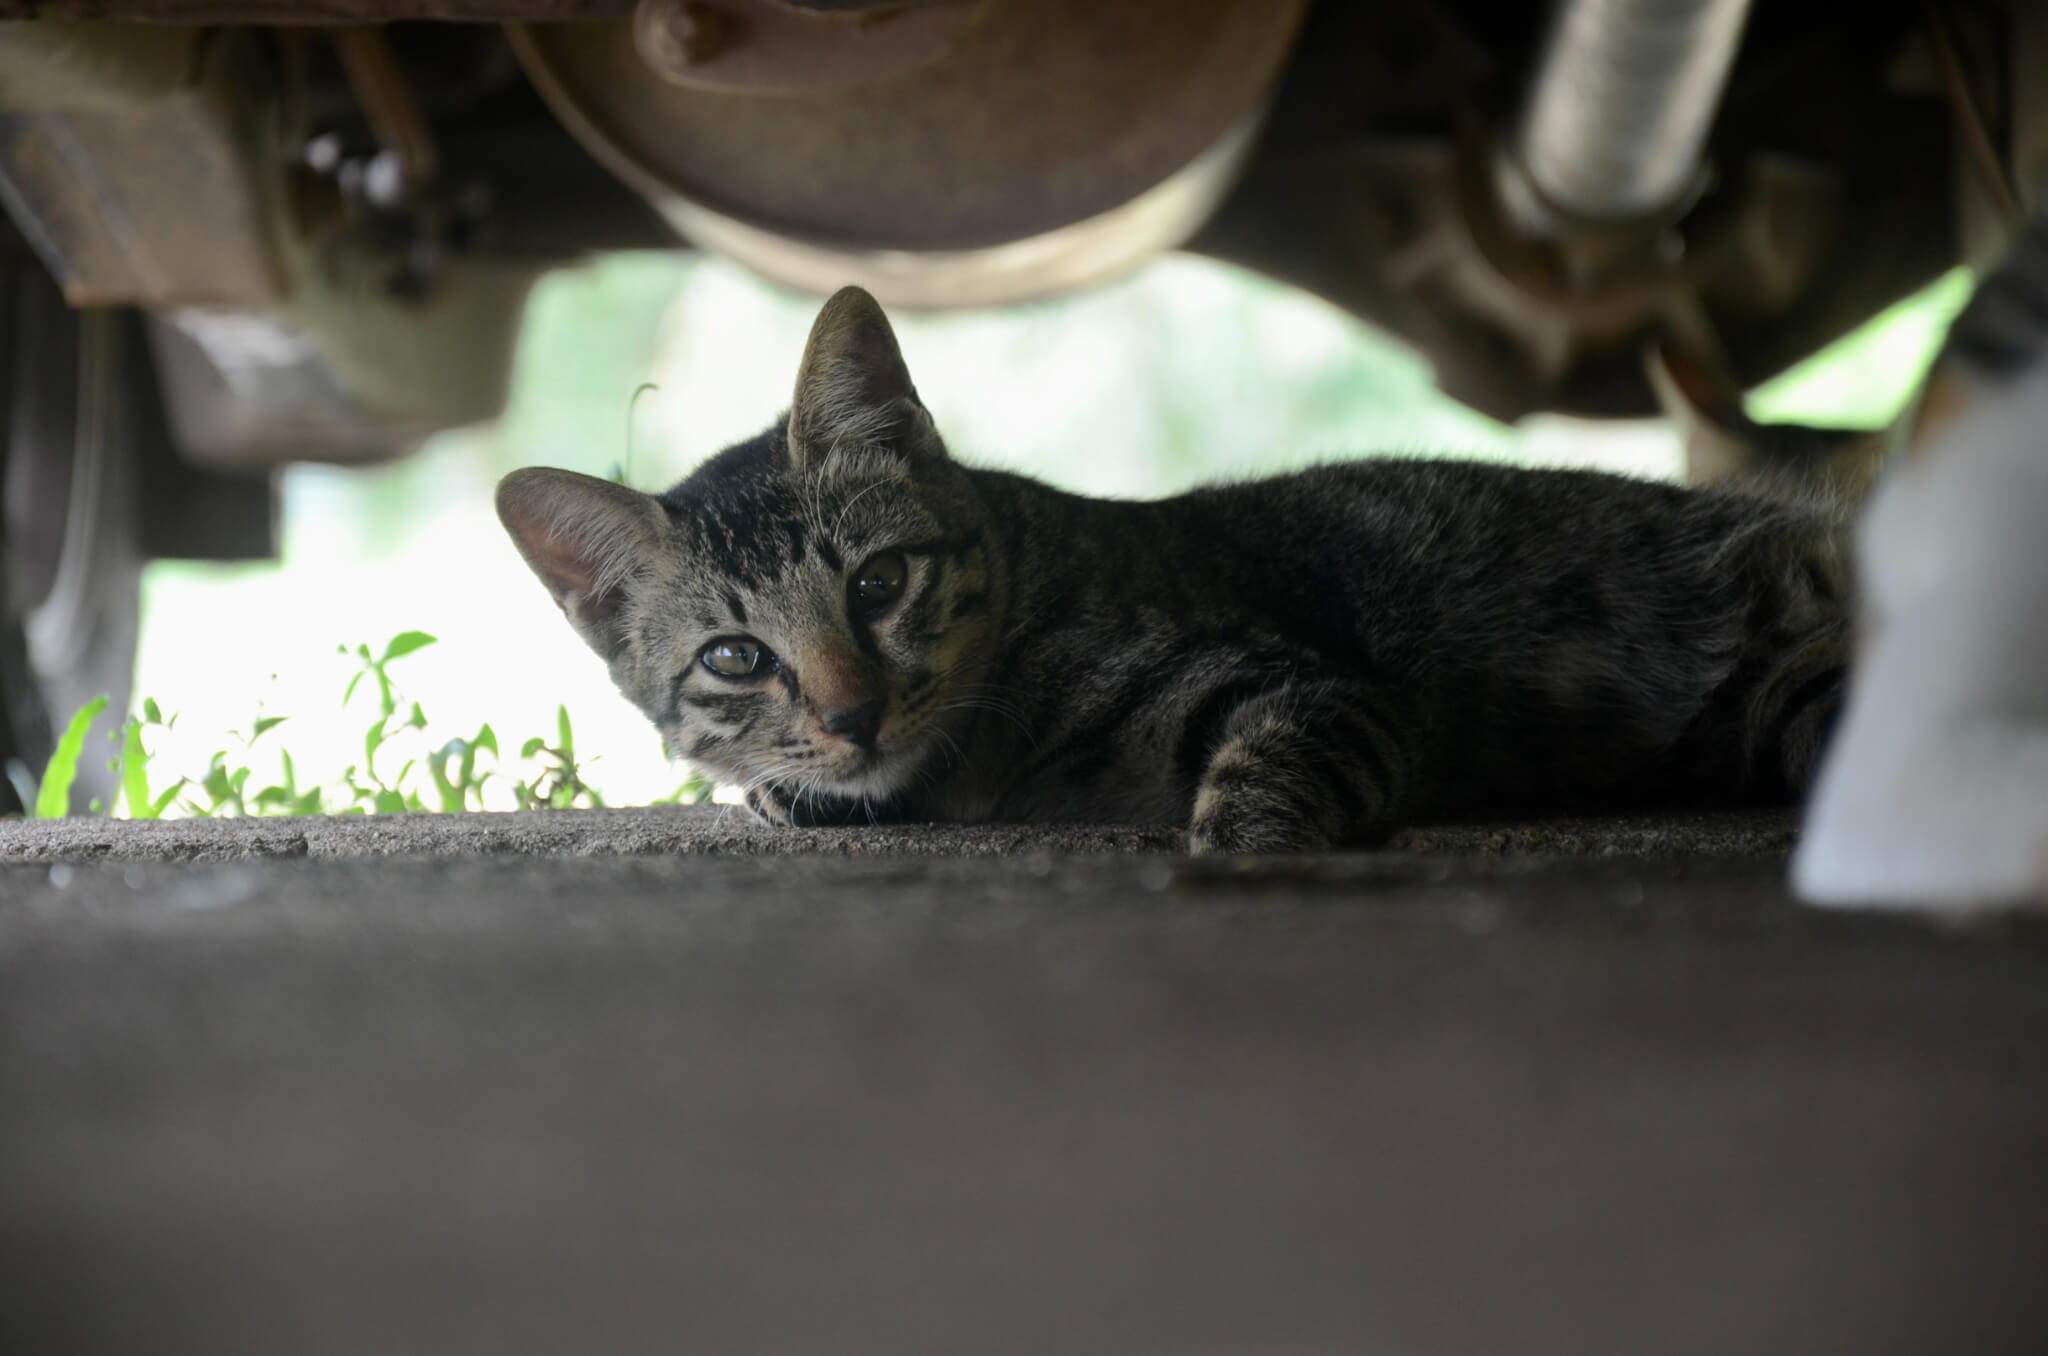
top-left (0, 0), bottom-right (631, 21)
top-left (0, 25), bottom-right (284, 308)
top-left (515, 0), bottom-right (1307, 254)
top-left (0, 98), bottom-right (282, 307)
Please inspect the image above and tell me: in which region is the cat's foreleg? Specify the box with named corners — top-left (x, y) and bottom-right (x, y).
top-left (1187, 679), bottom-right (1413, 855)
top-left (742, 782), bottom-right (885, 829)
top-left (1745, 621), bottom-right (1849, 794)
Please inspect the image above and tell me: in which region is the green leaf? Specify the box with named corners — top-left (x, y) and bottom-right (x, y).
top-left (150, 785), bottom-right (183, 817)
top-left (202, 763), bottom-right (233, 806)
top-left (521, 736), bottom-right (546, 760)
top-left (407, 701), bottom-right (427, 730)
top-left (87, 796), bottom-right (103, 814)
top-left (343, 671), bottom-right (365, 709)
top-left (250, 715), bottom-right (288, 742)
top-left (427, 753), bottom-right (461, 813)
top-left (35, 696), bottom-right (110, 819)
top-left (380, 630), bottom-right (438, 663)
top-left (118, 717), bottom-right (155, 819)
top-left (143, 697), bottom-right (163, 725)
top-left (253, 786), bottom-right (291, 808)
top-left (279, 749), bottom-right (298, 798)
top-left (374, 789), bottom-right (407, 815)
top-left (474, 724), bottom-right (498, 757)
top-left (294, 789), bottom-right (324, 816)
top-left (556, 705), bottom-right (575, 760)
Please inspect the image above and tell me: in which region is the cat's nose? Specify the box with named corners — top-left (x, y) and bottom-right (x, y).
top-left (821, 697), bottom-right (886, 748)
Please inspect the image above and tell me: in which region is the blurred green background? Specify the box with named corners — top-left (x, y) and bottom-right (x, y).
top-left (128, 252), bottom-right (1970, 812)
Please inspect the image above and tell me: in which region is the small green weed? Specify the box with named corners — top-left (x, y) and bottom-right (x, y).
top-left (22, 630), bottom-right (712, 820)
top-left (32, 695), bottom-right (109, 819)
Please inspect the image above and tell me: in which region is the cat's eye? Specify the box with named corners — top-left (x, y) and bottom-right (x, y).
top-left (851, 551), bottom-right (907, 618)
top-left (701, 637), bottom-right (772, 679)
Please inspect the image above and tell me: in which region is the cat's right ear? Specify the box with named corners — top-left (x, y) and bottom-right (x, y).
top-left (786, 285), bottom-right (942, 471)
top-left (496, 467), bottom-right (668, 659)
top-left (1646, 342), bottom-right (1758, 486)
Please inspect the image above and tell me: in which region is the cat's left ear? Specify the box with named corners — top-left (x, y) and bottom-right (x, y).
top-left (497, 467), bottom-right (668, 660)
top-left (786, 285), bottom-right (943, 470)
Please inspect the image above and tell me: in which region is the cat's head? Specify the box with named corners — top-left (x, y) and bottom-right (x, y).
top-left (497, 286), bottom-right (998, 806)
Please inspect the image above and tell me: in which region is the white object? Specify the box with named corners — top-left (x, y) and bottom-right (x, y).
top-left (1793, 362), bottom-right (2048, 910)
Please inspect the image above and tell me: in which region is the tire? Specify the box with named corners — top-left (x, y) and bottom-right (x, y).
top-left (0, 261), bottom-right (143, 816)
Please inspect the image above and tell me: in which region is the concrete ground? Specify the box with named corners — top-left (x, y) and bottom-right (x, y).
top-left (0, 800), bottom-right (1800, 861)
top-left (3, 807), bottom-right (2045, 1355)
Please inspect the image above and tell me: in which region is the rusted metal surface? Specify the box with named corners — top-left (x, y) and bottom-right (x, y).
top-left (0, 109), bottom-right (283, 307)
top-left (0, 24), bottom-right (198, 111)
top-left (1187, 0), bottom-right (1957, 420)
top-left (0, 0), bottom-right (956, 15)
top-left (630, 0), bottom-right (982, 96)
top-left (0, 0), bottom-right (632, 21)
top-left (0, 25), bottom-right (284, 307)
top-left (333, 26), bottom-right (439, 186)
top-left (512, 0), bottom-right (1307, 264)
top-left (665, 110), bottom-right (1262, 309)
top-left (632, 0), bottom-right (729, 74)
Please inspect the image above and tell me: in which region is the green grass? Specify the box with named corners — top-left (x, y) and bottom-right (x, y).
top-left (25, 632), bottom-right (710, 820)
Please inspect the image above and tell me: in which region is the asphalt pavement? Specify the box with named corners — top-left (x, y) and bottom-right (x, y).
top-left (3, 807), bottom-right (2045, 1355)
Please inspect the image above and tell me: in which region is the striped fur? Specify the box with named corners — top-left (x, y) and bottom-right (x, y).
top-left (501, 287), bottom-right (1851, 853)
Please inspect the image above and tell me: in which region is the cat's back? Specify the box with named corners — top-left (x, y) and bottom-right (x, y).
top-left (1163, 456), bottom-right (1826, 574)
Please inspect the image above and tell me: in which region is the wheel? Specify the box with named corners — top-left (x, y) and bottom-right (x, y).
top-left (0, 256), bottom-right (143, 816)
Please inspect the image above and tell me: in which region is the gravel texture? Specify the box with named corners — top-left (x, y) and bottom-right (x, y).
top-left (0, 802), bottom-right (1800, 862)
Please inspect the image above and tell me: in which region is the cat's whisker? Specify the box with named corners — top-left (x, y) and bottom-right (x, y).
top-left (831, 475), bottom-right (899, 540)
top-left (927, 725), bottom-right (970, 774)
top-left (938, 698), bottom-right (1035, 747)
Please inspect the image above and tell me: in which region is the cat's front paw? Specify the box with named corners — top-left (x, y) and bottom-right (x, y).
top-left (1187, 787), bottom-right (1333, 856)
top-left (1186, 681), bottom-right (1408, 855)
top-left (743, 781), bottom-right (872, 828)
top-left (743, 783), bottom-right (797, 827)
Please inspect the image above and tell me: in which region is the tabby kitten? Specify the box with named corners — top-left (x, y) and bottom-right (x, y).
top-left (499, 287), bottom-right (1849, 853)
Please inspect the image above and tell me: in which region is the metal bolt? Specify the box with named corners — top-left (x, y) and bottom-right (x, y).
top-left (634, 0), bottom-right (734, 82)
